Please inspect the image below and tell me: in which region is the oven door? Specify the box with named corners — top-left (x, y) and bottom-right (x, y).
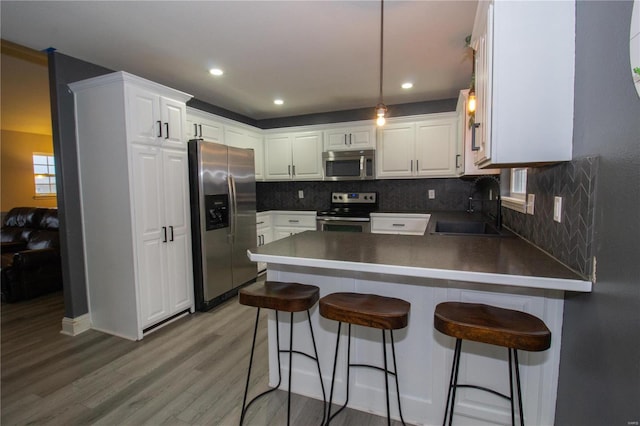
top-left (316, 217), bottom-right (371, 233)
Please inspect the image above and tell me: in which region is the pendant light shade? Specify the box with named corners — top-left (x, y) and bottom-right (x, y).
top-left (375, 0), bottom-right (387, 127)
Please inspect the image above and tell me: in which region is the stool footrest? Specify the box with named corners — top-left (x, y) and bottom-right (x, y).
top-left (453, 384), bottom-right (511, 401)
top-left (349, 362), bottom-right (398, 377)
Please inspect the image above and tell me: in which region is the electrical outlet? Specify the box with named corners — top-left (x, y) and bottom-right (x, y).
top-left (527, 194), bottom-right (535, 215)
top-left (428, 189), bottom-right (435, 199)
top-left (553, 196), bottom-right (562, 222)
top-left (298, 190), bottom-right (304, 199)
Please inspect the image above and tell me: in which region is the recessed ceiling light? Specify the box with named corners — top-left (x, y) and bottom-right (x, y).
top-left (274, 99), bottom-right (284, 105)
top-left (401, 82), bottom-right (413, 89)
top-left (209, 68), bottom-right (223, 76)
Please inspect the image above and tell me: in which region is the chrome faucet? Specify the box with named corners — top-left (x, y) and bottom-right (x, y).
top-left (469, 176), bottom-right (502, 229)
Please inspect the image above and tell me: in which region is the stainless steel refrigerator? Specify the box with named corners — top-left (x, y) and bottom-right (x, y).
top-left (188, 139), bottom-right (257, 311)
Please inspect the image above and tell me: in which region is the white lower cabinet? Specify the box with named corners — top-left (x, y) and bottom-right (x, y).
top-left (271, 211), bottom-right (317, 239)
top-left (256, 212), bottom-right (273, 272)
top-left (370, 213), bottom-right (431, 235)
top-left (70, 71), bottom-right (194, 341)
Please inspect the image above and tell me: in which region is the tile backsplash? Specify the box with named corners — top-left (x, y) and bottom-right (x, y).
top-left (257, 178), bottom-right (476, 212)
top-left (501, 156), bottom-right (598, 279)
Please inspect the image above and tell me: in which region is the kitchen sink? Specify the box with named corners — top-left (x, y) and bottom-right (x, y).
top-left (432, 221), bottom-right (510, 237)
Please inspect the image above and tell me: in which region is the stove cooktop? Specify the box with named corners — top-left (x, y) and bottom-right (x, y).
top-left (317, 192), bottom-right (378, 218)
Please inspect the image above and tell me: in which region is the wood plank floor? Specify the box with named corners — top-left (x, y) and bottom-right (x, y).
top-left (1, 291), bottom-right (406, 425)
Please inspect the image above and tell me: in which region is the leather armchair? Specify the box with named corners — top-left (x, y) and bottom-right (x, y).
top-left (1, 207), bottom-right (63, 302)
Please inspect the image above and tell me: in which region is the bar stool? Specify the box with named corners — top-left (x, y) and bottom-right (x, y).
top-left (434, 302), bottom-right (551, 426)
top-left (239, 281), bottom-right (326, 426)
top-left (319, 292), bottom-right (410, 426)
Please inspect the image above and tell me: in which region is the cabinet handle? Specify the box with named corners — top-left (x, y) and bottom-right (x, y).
top-left (157, 121), bottom-right (162, 138)
top-left (392, 223), bottom-right (406, 227)
top-left (456, 154), bottom-right (461, 168)
top-left (193, 123), bottom-right (198, 137)
top-left (292, 165), bottom-right (296, 176)
top-left (162, 226), bottom-right (167, 242)
top-left (169, 226), bottom-right (174, 242)
top-left (288, 165), bottom-right (291, 176)
top-left (410, 160), bottom-right (413, 171)
top-left (471, 122), bottom-right (481, 151)
top-left (164, 123), bottom-right (170, 139)
top-left (257, 221), bottom-right (264, 225)
top-left (344, 134), bottom-right (348, 145)
top-left (349, 133), bottom-right (352, 145)
top-left (416, 160), bottom-right (419, 171)
top-left (289, 219), bottom-right (299, 223)
top-left (198, 124), bottom-right (203, 137)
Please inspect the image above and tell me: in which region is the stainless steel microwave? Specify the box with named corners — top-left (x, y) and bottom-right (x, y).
top-left (322, 150), bottom-right (375, 181)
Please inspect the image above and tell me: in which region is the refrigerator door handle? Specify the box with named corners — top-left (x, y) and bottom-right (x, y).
top-left (228, 175), bottom-right (237, 242)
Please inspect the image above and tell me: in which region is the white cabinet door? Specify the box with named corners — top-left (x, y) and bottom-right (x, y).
top-left (265, 132), bottom-right (322, 180)
top-left (377, 123), bottom-right (415, 178)
top-left (127, 86), bottom-right (187, 150)
top-left (162, 149), bottom-right (193, 313)
top-left (415, 118), bottom-right (457, 177)
top-left (226, 127), bottom-right (265, 180)
top-left (292, 131), bottom-right (322, 180)
top-left (128, 87), bottom-right (161, 145)
top-left (130, 145), bottom-right (170, 328)
top-left (160, 97), bottom-right (187, 149)
top-left (324, 126), bottom-right (375, 151)
top-left (265, 134), bottom-right (293, 180)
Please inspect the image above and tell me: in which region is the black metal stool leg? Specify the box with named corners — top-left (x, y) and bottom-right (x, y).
top-left (382, 330), bottom-right (391, 426)
top-left (327, 323), bottom-right (352, 424)
top-left (326, 321), bottom-right (342, 425)
top-left (390, 330), bottom-right (406, 426)
top-left (443, 338), bottom-right (462, 426)
top-left (287, 312), bottom-right (294, 426)
top-left (514, 349), bottom-right (524, 426)
top-left (240, 310), bottom-right (282, 426)
top-left (307, 310), bottom-right (327, 425)
top-left (240, 308), bottom-right (261, 426)
top-left (508, 348), bottom-right (515, 426)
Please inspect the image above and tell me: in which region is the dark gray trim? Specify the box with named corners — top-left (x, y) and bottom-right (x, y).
top-left (47, 51), bottom-right (113, 319)
top-left (187, 98), bottom-right (258, 127)
top-left (256, 98), bottom-right (458, 129)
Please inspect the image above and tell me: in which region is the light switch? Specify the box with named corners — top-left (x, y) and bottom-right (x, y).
top-left (298, 190), bottom-right (304, 199)
top-left (554, 196), bottom-right (562, 222)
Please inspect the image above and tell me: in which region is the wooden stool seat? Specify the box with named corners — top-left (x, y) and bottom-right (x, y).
top-left (239, 281), bottom-right (319, 312)
top-left (319, 292), bottom-right (410, 330)
top-left (434, 302), bottom-right (551, 352)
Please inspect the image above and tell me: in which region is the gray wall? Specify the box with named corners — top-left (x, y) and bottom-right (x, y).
top-left (555, 1), bottom-right (640, 424)
top-left (48, 51), bottom-right (112, 318)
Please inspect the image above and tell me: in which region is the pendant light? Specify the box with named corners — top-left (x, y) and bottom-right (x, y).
top-left (375, 0), bottom-right (387, 127)
top-left (467, 39), bottom-right (477, 114)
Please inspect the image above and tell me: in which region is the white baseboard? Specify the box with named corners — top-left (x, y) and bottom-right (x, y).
top-left (60, 314), bottom-right (91, 336)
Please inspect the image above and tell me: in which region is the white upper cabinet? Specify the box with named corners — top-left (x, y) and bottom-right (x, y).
top-left (456, 90), bottom-right (499, 176)
top-left (186, 109), bottom-right (223, 142)
top-left (127, 85), bottom-right (187, 150)
top-left (225, 125), bottom-right (264, 180)
top-left (324, 125), bottom-right (376, 151)
top-left (265, 131), bottom-right (323, 180)
top-left (377, 113), bottom-right (458, 178)
top-left (471, 0), bottom-right (575, 167)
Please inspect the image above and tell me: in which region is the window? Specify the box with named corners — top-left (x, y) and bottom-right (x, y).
top-left (501, 168), bottom-right (528, 213)
top-left (510, 168), bottom-right (527, 199)
top-left (33, 153), bottom-right (56, 196)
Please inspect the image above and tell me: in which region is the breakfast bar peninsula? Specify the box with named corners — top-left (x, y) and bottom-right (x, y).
top-left (247, 228), bottom-right (591, 425)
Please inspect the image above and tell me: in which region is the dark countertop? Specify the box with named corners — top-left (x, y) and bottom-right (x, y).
top-left (248, 212), bottom-right (592, 292)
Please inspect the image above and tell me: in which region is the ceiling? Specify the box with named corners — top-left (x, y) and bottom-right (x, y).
top-left (0, 1), bottom-right (477, 121)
